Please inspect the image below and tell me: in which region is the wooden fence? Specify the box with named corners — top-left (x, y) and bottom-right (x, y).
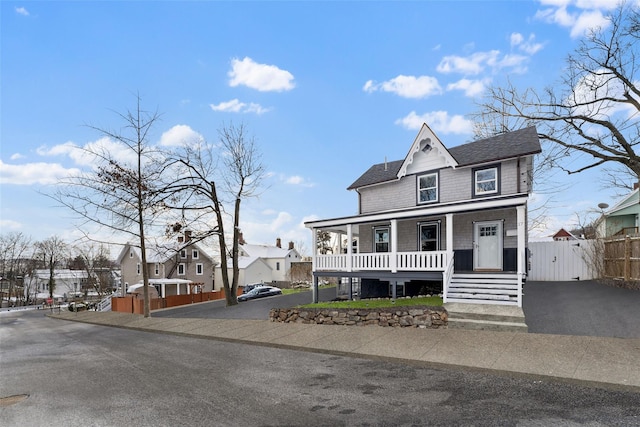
top-left (112, 288), bottom-right (242, 314)
top-left (603, 235), bottom-right (640, 281)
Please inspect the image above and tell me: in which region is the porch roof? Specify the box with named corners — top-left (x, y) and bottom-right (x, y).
top-left (304, 194), bottom-right (528, 232)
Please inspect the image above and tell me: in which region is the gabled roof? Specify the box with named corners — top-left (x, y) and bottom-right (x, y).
top-left (348, 125), bottom-right (541, 190)
top-left (116, 240), bottom-right (217, 265)
top-left (606, 188), bottom-right (639, 216)
top-left (241, 243), bottom-right (298, 259)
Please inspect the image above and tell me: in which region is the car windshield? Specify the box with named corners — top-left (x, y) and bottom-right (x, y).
top-left (247, 288), bottom-right (260, 296)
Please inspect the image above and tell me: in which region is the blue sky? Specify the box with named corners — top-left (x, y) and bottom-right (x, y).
top-left (0, 0), bottom-right (624, 255)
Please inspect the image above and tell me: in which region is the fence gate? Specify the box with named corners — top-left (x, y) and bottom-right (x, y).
top-left (528, 240), bottom-right (596, 281)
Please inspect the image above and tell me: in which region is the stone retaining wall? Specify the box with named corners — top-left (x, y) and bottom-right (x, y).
top-left (269, 307), bottom-right (447, 328)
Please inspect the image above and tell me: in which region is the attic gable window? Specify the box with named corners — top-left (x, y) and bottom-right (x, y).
top-left (474, 166), bottom-right (499, 197)
top-left (417, 172), bottom-right (438, 204)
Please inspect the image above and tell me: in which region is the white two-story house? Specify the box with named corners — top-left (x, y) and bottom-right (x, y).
top-left (305, 124), bottom-right (541, 307)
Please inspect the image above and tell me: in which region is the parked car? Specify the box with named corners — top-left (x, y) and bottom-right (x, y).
top-left (238, 286), bottom-right (282, 302)
top-left (242, 283), bottom-right (266, 294)
top-left (68, 301), bottom-right (87, 312)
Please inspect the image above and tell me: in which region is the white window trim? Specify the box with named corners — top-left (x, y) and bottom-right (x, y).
top-left (136, 263), bottom-right (141, 275)
top-left (475, 167), bottom-right (498, 195)
top-left (192, 249), bottom-right (199, 259)
top-left (196, 263), bottom-right (203, 275)
top-left (373, 227), bottom-right (390, 253)
top-left (417, 172), bottom-right (438, 204)
top-left (419, 222), bottom-right (441, 252)
top-left (177, 263), bottom-right (186, 276)
top-left (180, 249), bottom-right (187, 259)
top-left (154, 263), bottom-right (160, 276)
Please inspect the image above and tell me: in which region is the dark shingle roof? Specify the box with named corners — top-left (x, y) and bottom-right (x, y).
top-left (448, 126), bottom-right (541, 167)
top-left (347, 126), bottom-right (540, 190)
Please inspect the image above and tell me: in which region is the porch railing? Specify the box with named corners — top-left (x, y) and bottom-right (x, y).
top-left (442, 256), bottom-right (455, 304)
top-left (315, 251), bottom-right (450, 272)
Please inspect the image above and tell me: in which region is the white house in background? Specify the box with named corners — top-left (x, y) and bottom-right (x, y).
top-left (24, 269), bottom-right (90, 300)
top-left (215, 237), bottom-right (303, 288)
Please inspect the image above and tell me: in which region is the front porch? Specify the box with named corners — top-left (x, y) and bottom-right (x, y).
top-left (307, 198), bottom-right (528, 307)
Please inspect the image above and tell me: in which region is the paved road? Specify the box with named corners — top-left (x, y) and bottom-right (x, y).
top-left (523, 280), bottom-right (640, 338)
top-left (2, 309), bottom-right (640, 426)
top-left (153, 286), bottom-right (337, 320)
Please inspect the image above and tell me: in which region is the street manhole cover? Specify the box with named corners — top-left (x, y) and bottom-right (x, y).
top-left (0, 394), bottom-right (29, 407)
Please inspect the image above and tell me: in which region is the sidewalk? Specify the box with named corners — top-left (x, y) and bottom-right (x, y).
top-left (49, 310), bottom-right (640, 392)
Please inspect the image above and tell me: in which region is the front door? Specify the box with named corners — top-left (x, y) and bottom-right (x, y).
top-left (473, 221), bottom-right (503, 270)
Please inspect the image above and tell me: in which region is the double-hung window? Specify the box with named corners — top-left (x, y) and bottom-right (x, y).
top-left (474, 166), bottom-right (499, 196)
top-left (196, 263), bottom-right (203, 275)
top-left (192, 249), bottom-right (199, 259)
top-left (420, 223), bottom-right (440, 251)
top-left (374, 227), bottom-right (389, 253)
top-left (418, 172), bottom-right (438, 203)
top-left (177, 263), bottom-right (186, 276)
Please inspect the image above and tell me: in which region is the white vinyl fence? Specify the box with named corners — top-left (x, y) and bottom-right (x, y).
top-left (528, 240), bottom-right (597, 281)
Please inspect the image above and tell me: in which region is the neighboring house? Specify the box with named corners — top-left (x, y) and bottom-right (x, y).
top-left (600, 188), bottom-right (640, 237)
top-left (552, 228), bottom-right (580, 241)
top-left (214, 238), bottom-right (302, 287)
top-left (304, 124), bottom-right (541, 307)
top-left (117, 231), bottom-right (217, 295)
top-left (24, 269), bottom-right (90, 300)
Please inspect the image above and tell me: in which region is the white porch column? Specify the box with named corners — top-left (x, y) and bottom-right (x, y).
top-left (187, 283), bottom-right (191, 295)
top-left (161, 283), bottom-right (166, 298)
top-left (517, 205), bottom-right (526, 308)
top-left (346, 224), bottom-right (353, 272)
top-left (312, 228), bottom-right (318, 304)
top-left (176, 283), bottom-right (181, 296)
top-left (446, 213), bottom-right (453, 254)
top-left (390, 219), bottom-right (398, 273)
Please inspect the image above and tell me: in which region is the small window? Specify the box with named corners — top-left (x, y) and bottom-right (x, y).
top-left (418, 173), bottom-right (438, 203)
top-left (192, 249), bottom-right (199, 259)
top-left (474, 166), bottom-right (499, 196)
top-left (136, 263), bottom-right (141, 275)
top-left (196, 263), bottom-right (203, 275)
top-left (374, 227), bottom-right (389, 253)
top-left (177, 263), bottom-right (186, 276)
top-left (129, 249), bottom-right (133, 258)
top-left (154, 263), bottom-right (160, 276)
top-left (276, 262), bottom-right (280, 271)
top-left (180, 249), bottom-right (187, 259)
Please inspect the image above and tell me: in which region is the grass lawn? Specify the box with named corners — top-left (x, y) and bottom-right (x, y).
top-left (298, 296), bottom-right (443, 309)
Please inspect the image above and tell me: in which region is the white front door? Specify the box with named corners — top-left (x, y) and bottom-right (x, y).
top-left (474, 221), bottom-right (503, 270)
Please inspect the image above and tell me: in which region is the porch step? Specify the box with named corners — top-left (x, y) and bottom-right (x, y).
top-left (447, 273), bottom-right (520, 306)
top-left (444, 302), bottom-right (528, 333)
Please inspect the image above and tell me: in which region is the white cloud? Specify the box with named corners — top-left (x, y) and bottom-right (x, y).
top-left (284, 175), bottom-right (315, 187)
top-left (210, 99), bottom-right (271, 115)
top-left (395, 111), bottom-right (474, 135)
top-left (0, 219), bottom-right (22, 231)
top-left (436, 51), bottom-right (501, 75)
top-left (446, 78), bottom-right (489, 97)
top-left (159, 124), bottom-right (204, 147)
top-left (0, 159), bottom-right (81, 185)
top-left (10, 153), bottom-right (25, 160)
top-left (228, 57), bottom-right (295, 92)
top-left (511, 32), bottom-right (545, 55)
top-left (363, 75), bottom-right (442, 98)
top-left (535, 1), bottom-right (613, 38)
top-left (15, 7), bottom-right (29, 16)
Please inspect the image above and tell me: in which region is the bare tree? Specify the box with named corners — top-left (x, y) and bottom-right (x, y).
top-left (53, 95), bottom-right (168, 317)
top-left (475, 3), bottom-right (640, 190)
top-left (0, 232), bottom-right (32, 307)
top-left (36, 236), bottom-right (68, 300)
top-left (166, 123), bottom-right (266, 306)
top-left (72, 243), bottom-right (115, 297)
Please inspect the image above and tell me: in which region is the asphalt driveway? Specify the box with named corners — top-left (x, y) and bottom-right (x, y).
top-left (523, 280), bottom-right (640, 338)
top-left (154, 280), bottom-right (640, 339)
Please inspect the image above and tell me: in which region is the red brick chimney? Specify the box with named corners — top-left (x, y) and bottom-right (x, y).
top-left (276, 238), bottom-right (281, 248)
top-left (288, 241), bottom-right (294, 250)
top-left (184, 230), bottom-right (192, 242)
top-left (238, 232), bottom-right (246, 245)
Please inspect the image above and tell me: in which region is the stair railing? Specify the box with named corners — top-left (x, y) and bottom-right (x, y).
top-left (442, 254), bottom-right (454, 304)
